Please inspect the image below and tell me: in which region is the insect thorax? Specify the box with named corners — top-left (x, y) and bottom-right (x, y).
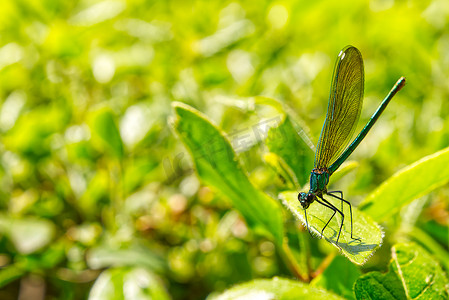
top-left (309, 168), bottom-right (330, 196)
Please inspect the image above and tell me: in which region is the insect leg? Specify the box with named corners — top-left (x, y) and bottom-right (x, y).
top-left (315, 197), bottom-right (338, 241)
top-left (318, 196), bottom-right (345, 245)
top-left (328, 190), bottom-right (343, 212)
top-left (303, 208), bottom-right (313, 238)
top-left (318, 196), bottom-right (344, 245)
top-left (327, 192), bottom-right (361, 242)
top-left (328, 190), bottom-right (343, 198)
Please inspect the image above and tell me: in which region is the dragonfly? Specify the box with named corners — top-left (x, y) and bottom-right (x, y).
top-left (298, 45), bottom-right (405, 246)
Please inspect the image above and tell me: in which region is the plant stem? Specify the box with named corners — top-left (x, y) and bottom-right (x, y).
top-left (311, 251), bottom-right (336, 279)
top-left (280, 238), bottom-right (309, 282)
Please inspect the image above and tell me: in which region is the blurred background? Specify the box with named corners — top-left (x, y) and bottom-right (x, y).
top-left (0, 0), bottom-right (448, 299)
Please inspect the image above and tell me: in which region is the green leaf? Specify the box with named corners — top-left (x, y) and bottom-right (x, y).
top-left (263, 152), bottom-right (297, 189)
top-left (89, 108), bottom-right (124, 159)
top-left (360, 147), bottom-right (449, 221)
top-left (0, 265), bottom-right (25, 288)
top-left (328, 161), bottom-right (359, 186)
top-left (172, 102), bottom-right (283, 245)
top-left (266, 114), bottom-right (314, 186)
top-left (354, 267), bottom-right (407, 300)
top-left (409, 227), bottom-right (449, 273)
top-left (279, 191), bottom-right (383, 265)
top-left (208, 277), bottom-right (345, 300)
top-left (0, 242), bottom-right (66, 281)
top-left (86, 244), bottom-right (166, 273)
top-left (88, 267), bottom-right (170, 300)
top-left (79, 169), bottom-right (110, 216)
top-left (390, 243), bottom-right (449, 299)
top-left (0, 215), bottom-right (55, 254)
top-left (122, 158), bottom-right (158, 194)
top-left (420, 220), bottom-right (449, 246)
top-left (3, 105), bottom-right (68, 159)
top-left (354, 243), bottom-right (449, 300)
top-left (311, 256), bottom-right (361, 299)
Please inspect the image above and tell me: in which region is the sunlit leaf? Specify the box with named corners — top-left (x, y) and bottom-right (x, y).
top-left (0, 265), bottom-right (24, 288)
top-left (88, 108), bottom-right (124, 159)
top-left (88, 267), bottom-right (170, 300)
top-left (263, 152), bottom-right (297, 189)
top-left (172, 102), bottom-right (284, 245)
top-left (79, 169), bottom-right (110, 216)
top-left (265, 116), bottom-right (314, 186)
top-left (3, 105), bottom-right (68, 159)
top-left (390, 243), bottom-right (449, 299)
top-left (208, 277), bottom-right (345, 300)
top-left (122, 158), bottom-right (158, 194)
top-left (328, 161), bottom-right (358, 186)
top-left (354, 243), bottom-right (449, 299)
top-left (280, 191), bottom-right (383, 265)
top-left (0, 215), bottom-right (55, 254)
top-left (86, 244), bottom-right (166, 273)
top-left (360, 147), bottom-right (449, 221)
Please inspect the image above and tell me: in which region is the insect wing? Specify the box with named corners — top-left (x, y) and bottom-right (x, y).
top-left (314, 46), bottom-right (364, 169)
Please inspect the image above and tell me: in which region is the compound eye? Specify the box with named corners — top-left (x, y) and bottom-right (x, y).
top-left (307, 194), bottom-right (314, 202)
top-left (297, 193), bottom-right (311, 209)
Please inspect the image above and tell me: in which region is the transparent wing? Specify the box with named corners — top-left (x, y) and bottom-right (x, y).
top-left (314, 46), bottom-right (364, 169)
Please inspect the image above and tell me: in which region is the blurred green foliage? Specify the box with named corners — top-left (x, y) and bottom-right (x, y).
top-left (0, 0), bottom-right (449, 299)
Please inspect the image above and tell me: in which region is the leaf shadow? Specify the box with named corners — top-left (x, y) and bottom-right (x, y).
top-left (310, 216), bottom-right (379, 255)
top-left (311, 223), bottom-right (379, 255)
